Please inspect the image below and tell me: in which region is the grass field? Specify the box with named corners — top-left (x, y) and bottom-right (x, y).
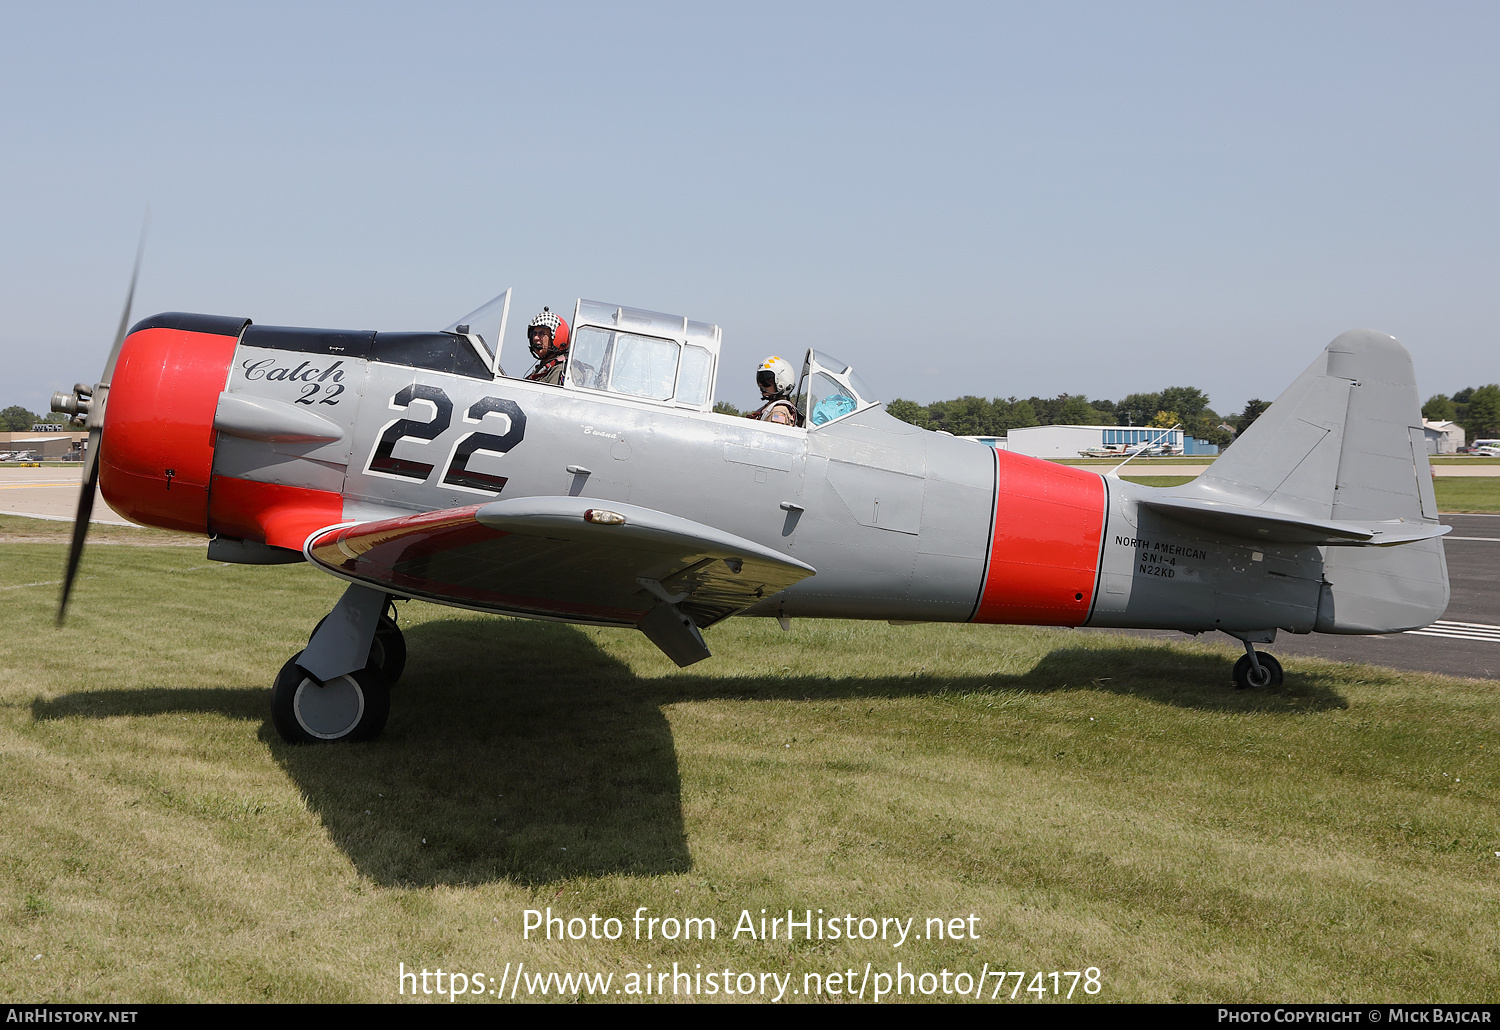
top-left (1118, 475), bottom-right (1207, 488)
top-left (2, 521), bottom-right (1497, 1004)
top-left (1429, 478), bottom-right (1500, 512)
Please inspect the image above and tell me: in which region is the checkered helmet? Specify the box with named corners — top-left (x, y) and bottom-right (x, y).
top-left (527, 307), bottom-right (570, 356)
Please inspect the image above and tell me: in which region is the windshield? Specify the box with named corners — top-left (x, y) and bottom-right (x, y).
top-left (799, 349), bottom-right (877, 428)
top-left (442, 289), bottom-right (511, 372)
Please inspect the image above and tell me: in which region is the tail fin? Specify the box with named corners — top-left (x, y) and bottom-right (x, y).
top-left (1181, 330), bottom-right (1448, 632)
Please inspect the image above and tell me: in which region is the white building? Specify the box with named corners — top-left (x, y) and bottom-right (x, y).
top-left (1421, 420), bottom-right (1465, 455)
top-left (0, 430), bottom-right (86, 460)
top-left (1003, 425), bottom-right (1196, 459)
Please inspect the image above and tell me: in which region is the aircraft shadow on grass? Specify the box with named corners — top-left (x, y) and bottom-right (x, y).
top-left (32, 620), bottom-right (1348, 887)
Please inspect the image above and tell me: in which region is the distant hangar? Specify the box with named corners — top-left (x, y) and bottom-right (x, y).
top-left (966, 425), bottom-right (1217, 459)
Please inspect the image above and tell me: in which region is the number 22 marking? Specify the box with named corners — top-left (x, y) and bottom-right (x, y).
top-left (367, 385), bottom-right (527, 493)
top-left (295, 382), bottom-right (345, 405)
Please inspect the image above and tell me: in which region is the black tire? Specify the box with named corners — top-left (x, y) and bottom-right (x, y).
top-left (371, 616), bottom-right (407, 685)
top-left (271, 651), bottom-right (391, 744)
top-left (1232, 651), bottom-right (1284, 689)
top-left (308, 613), bottom-right (406, 685)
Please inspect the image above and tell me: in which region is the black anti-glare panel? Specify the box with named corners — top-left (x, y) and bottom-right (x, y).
top-left (372, 332), bottom-right (491, 378)
top-left (238, 325), bottom-right (492, 379)
top-left (128, 312), bottom-right (251, 338)
top-left (241, 325), bottom-right (375, 358)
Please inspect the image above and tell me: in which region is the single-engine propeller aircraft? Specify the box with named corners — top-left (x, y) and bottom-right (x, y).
top-left (52, 281), bottom-right (1450, 744)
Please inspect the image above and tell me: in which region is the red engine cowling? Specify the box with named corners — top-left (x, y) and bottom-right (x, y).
top-left (98, 313), bottom-right (247, 534)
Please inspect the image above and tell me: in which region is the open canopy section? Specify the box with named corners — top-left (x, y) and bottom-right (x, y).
top-left (442, 289), bottom-right (512, 376)
top-left (798, 350), bottom-right (879, 428)
top-left (566, 300), bottom-right (722, 410)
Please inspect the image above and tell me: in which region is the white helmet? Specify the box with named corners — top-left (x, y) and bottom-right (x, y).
top-left (756, 356), bottom-right (796, 398)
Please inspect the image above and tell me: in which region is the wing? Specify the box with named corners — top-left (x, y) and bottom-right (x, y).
top-left (303, 496), bottom-right (815, 665)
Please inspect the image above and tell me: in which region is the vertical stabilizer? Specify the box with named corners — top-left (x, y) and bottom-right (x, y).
top-left (1182, 330), bottom-right (1447, 632)
top-left (1191, 347), bottom-right (1349, 517)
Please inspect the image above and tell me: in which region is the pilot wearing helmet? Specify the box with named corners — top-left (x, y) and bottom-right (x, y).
top-left (524, 307), bottom-right (571, 385)
top-left (749, 356), bottom-right (801, 426)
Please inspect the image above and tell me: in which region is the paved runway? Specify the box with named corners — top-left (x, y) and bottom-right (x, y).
top-left (1265, 514), bottom-right (1500, 680)
top-left (1083, 514), bottom-right (1500, 681)
top-left (3, 466), bottom-right (1497, 679)
top-left (0, 466), bottom-right (130, 525)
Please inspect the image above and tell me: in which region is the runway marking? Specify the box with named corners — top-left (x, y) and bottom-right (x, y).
top-left (1445, 536), bottom-right (1500, 542)
top-left (0, 510), bottom-right (132, 525)
top-left (0, 578), bottom-right (91, 592)
top-left (1405, 620), bottom-right (1500, 642)
top-left (0, 482), bottom-right (83, 488)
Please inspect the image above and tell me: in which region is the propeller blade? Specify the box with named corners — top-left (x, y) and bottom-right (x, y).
top-left (57, 214), bottom-right (147, 625)
top-left (57, 427), bottom-right (102, 625)
top-left (101, 213), bottom-right (148, 387)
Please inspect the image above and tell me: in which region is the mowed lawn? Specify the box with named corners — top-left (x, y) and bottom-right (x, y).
top-left (1, 523), bottom-right (1497, 1003)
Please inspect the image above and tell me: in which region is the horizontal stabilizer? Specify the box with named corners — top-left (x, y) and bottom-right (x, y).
top-left (1141, 496), bottom-right (1452, 547)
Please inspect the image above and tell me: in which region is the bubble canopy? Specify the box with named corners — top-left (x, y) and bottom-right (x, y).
top-left (799, 350), bottom-right (878, 428)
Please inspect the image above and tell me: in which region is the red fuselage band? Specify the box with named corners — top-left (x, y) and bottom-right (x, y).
top-left (972, 450), bottom-right (1106, 626)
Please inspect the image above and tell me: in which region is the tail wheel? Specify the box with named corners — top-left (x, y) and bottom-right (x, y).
top-left (272, 652), bottom-right (390, 744)
top-left (1232, 651), bottom-right (1283, 690)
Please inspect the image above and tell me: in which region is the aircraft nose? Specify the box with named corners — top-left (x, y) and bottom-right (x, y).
top-left (98, 313), bottom-right (248, 533)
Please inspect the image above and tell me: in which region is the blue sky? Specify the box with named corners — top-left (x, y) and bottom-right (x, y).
top-left (3, 1), bottom-right (1496, 416)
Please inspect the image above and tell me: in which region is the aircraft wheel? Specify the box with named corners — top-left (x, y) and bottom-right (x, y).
top-left (308, 613), bottom-right (407, 685)
top-left (271, 652), bottom-right (390, 744)
top-left (371, 616), bottom-right (407, 684)
top-left (1232, 651), bottom-right (1283, 690)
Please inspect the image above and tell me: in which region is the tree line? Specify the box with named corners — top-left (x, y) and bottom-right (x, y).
top-left (875, 382), bottom-right (1500, 446)
top-left (1, 407), bottom-right (70, 432)
top-left (881, 387), bottom-right (1255, 447)
top-left (1421, 386), bottom-right (1500, 442)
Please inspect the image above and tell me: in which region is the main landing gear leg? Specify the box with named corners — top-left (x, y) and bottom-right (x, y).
top-left (271, 585), bottom-right (405, 744)
top-left (1226, 630), bottom-right (1284, 690)
top-left (306, 600), bottom-right (407, 684)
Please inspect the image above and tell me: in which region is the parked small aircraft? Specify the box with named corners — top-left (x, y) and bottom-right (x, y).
top-left (52, 281), bottom-right (1450, 744)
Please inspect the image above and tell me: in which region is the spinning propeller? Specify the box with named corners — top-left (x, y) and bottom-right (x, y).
top-left (51, 224), bottom-right (147, 624)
